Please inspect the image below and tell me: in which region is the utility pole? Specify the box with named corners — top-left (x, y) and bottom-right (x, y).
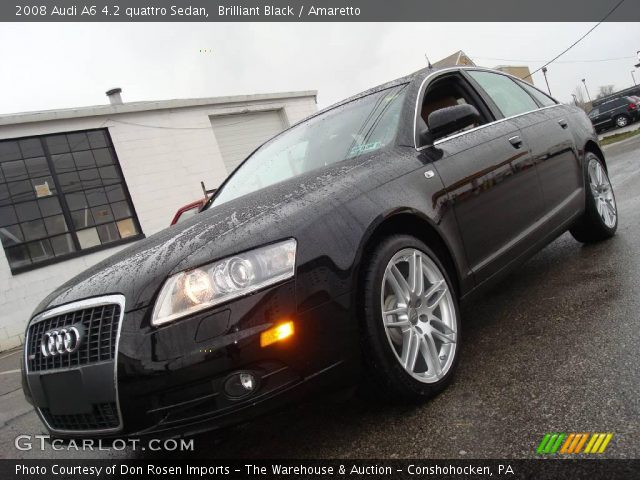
top-left (582, 78), bottom-right (592, 102)
top-left (542, 66), bottom-right (552, 96)
top-left (632, 70), bottom-right (637, 86)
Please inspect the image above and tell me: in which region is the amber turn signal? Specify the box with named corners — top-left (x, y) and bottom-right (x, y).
top-left (260, 321), bottom-right (294, 347)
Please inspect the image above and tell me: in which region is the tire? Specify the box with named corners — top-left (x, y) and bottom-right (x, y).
top-left (360, 234), bottom-right (461, 402)
top-left (570, 153), bottom-right (618, 243)
top-left (614, 115), bottom-right (629, 128)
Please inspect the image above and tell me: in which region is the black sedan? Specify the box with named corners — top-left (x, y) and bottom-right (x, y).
top-left (22, 66), bottom-right (617, 439)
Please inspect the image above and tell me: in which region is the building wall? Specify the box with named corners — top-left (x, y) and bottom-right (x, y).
top-left (495, 66), bottom-right (534, 85)
top-left (0, 95), bottom-right (317, 351)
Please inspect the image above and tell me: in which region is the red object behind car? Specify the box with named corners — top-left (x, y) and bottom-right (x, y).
top-left (170, 199), bottom-right (207, 225)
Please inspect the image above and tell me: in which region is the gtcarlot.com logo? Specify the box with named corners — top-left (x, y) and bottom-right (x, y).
top-left (15, 435), bottom-right (194, 452)
top-left (536, 432), bottom-right (614, 455)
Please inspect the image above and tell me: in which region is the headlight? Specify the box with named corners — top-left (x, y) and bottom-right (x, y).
top-left (152, 239), bottom-right (297, 326)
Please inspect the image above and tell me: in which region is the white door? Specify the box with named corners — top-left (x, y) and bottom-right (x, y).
top-left (210, 110), bottom-right (287, 174)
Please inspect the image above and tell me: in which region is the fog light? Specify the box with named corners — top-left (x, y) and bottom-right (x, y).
top-left (260, 321), bottom-right (294, 347)
top-left (224, 371), bottom-right (258, 399)
top-left (240, 372), bottom-right (254, 390)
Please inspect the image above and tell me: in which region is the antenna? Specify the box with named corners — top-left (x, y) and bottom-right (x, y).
top-left (425, 53), bottom-right (433, 69)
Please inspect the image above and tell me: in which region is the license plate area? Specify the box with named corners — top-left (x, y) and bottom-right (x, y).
top-left (27, 362), bottom-right (117, 412)
top-left (41, 370), bottom-right (92, 415)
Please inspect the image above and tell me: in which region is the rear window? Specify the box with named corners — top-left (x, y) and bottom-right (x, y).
top-left (600, 100), bottom-right (620, 111)
top-left (516, 80), bottom-right (557, 107)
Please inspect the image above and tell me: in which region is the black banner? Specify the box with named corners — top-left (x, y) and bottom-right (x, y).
top-left (2, 0), bottom-right (640, 22)
top-left (3, 459), bottom-right (640, 480)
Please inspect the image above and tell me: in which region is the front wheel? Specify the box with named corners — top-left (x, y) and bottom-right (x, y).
top-left (360, 235), bottom-right (461, 402)
top-left (570, 153), bottom-right (618, 243)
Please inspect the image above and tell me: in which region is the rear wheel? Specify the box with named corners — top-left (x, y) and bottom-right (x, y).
top-left (361, 235), bottom-right (460, 401)
top-left (615, 115), bottom-right (629, 128)
top-left (570, 153), bottom-right (617, 243)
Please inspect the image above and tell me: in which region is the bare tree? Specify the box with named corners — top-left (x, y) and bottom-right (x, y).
top-left (572, 87), bottom-right (589, 112)
top-left (596, 85), bottom-right (615, 99)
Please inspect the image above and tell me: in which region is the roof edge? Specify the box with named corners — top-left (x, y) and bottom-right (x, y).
top-left (0, 90), bottom-right (318, 126)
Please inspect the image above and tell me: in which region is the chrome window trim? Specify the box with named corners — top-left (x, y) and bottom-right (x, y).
top-left (424, 104), bottom-right (562, 150)
top-left (413, 66), bottom-right (562, 151)
top-left (24, 294), bottom-right (125, 435)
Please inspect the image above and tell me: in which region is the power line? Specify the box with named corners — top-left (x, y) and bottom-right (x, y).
top-left (523, 0), bottom-right (627, 80)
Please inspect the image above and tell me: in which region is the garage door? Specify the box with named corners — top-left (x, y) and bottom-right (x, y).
top-left (210, 110), bottom-right (287, 174)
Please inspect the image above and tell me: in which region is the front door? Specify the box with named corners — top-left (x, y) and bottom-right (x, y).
top-left (417, 70), bottom-right (545, 283)
top-left (432, 121), bottom-right (542, 282)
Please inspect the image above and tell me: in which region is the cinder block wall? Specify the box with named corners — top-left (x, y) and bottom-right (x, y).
top-left (0, 95), bottom-right (317, 351)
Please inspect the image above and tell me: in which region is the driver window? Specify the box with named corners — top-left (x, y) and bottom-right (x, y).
top-left (421, 75), bottom-right (486, 137)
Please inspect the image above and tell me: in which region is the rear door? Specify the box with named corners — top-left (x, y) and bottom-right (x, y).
top-left (598, 101), bottom-right (618, 129)
top-left (510, 79), bottom-right (583, 229)
top-left (588, 107), bottom-right (607, 129)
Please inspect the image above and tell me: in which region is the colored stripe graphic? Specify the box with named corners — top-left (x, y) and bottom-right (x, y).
top-left (573, 433), bottom-right (589, 453)
top-left (549, 433), bottom-right (566, 453)
top-left (537, 433), bottom-right (552, 454)
top-left (584, 434), bottom-right (599, 453)
top-left (538, 433), bottom-right (613, 454)
top-left (560, 433), bottom-right (576, 453)
top-left (597, 433), bottom-right (614, 453)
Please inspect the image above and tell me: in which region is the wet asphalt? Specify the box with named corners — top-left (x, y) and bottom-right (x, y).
top-left (0, 135), bottom-right (638, 460)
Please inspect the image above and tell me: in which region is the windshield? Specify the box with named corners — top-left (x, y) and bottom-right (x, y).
top-left (210, 84), bottom-right (408, 207)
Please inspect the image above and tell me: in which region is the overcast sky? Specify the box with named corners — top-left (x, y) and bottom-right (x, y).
top-left (1, 22), bottom-right (638, 115)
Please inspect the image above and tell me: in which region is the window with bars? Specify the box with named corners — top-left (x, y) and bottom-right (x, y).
top-left (0, 129), bottom-right (143, 273)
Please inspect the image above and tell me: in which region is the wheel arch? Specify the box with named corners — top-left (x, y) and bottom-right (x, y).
top-left (355, 210), bottom-right (463, 300)
top-left (584, 140), bottom-right (608, 172)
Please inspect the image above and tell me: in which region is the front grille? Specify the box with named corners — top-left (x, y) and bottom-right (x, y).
top-left (27, 304), bottom-right (121, 372)
top-left (41, 402), bottom-right (119, 431)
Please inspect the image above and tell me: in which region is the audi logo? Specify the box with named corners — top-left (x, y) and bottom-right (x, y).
top-left (40, 326), bottom-right (83, 357)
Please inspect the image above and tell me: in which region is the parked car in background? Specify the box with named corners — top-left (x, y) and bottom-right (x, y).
top-left (588, 96), bottom-right (640, 132)
top-left (22, 66), bottom-right (617, 440)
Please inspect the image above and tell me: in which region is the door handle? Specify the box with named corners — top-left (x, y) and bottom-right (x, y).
top-left (509, 135), bottom-right (523, 149)
top-left (558, 119), bottom-right (568, 129)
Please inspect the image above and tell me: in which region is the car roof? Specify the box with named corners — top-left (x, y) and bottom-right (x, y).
top-left (287, 65), bottom-right (544, 131)
top-left (602, 96), bottom-right (630, 104)
top-left (300, 66), bottom-right (449, 125)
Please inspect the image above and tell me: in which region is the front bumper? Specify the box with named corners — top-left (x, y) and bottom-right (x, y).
top-left (23, 283), bottom-right (359, 439)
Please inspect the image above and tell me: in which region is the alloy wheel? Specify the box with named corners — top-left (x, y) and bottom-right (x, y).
top-left (381, 248), bottom-right (457, 383)
top-left (588, 158), bottom-right (617, 228)
top-left (616, 116), bottom-right (628, 127)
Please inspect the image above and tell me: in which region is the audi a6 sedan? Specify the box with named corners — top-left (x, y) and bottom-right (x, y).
top-left (22, 66), bottom-right (618, 439)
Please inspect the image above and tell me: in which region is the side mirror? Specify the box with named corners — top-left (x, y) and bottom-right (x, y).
top-left (416, 117), bottom-right (433, 148)
top-left (427, 104), bottom-right (481, 141)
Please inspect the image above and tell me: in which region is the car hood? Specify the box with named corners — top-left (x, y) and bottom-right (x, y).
top-left (33, 152), bottom-right (394, 316)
